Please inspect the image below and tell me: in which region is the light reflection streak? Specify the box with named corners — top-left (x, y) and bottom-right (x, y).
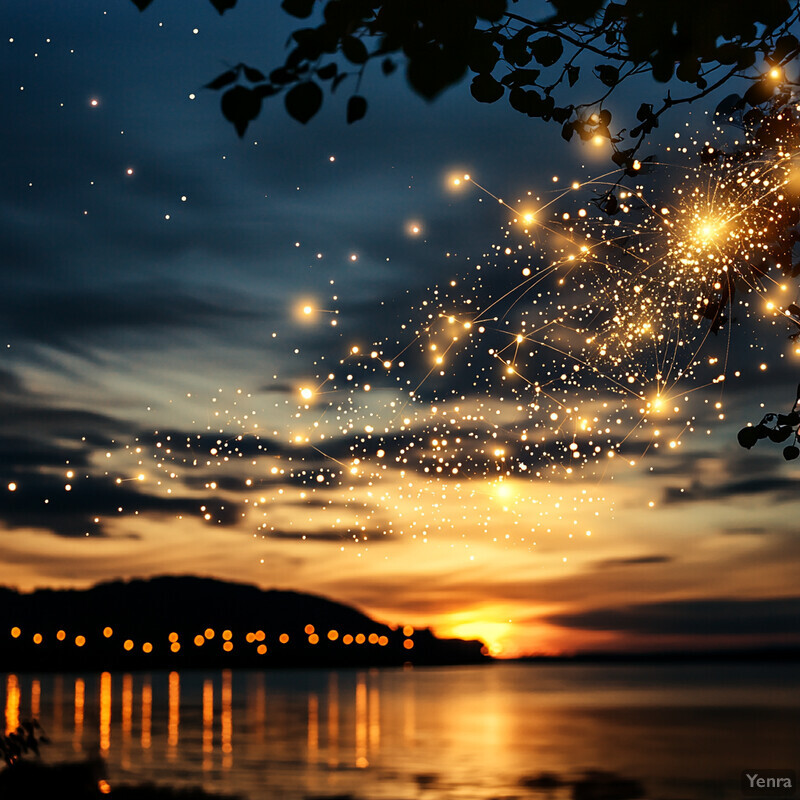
top-left (141, 678), bottom-right (152, 752)
top-left (355, 673), bottom-right (368, 768)
top-left (167, 671), bottom-right (180, 759)
top-left (52, 676), bottom-right (62, 738)
top-left (5, 674), bottom-right (19, 735)
top-left (403, 674), bottom-right (415, 746)
top-left (31, 679), bottom-right (40, 720)
top-left (327, 672), bottom-right (339, 768)
top-left (368, 674), bottom-right (380, 753)
top-left (99, 671), bottom-right (111, 754)
top-left (251, 673), bottom-right (266, 744)
top-left (221, 670), bottom-right (232, 769)
top-left (73, 678), bottom-right (84, 752)
top-left (202, 678), bottom-right (214, 772)
top-left (121, 674), bottom-right (133, 770)
top-left (307, 693), bottom-right (319, 763)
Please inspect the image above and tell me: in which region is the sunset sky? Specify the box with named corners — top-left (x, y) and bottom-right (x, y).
top-left (3, 1), bottom-right (800, 658)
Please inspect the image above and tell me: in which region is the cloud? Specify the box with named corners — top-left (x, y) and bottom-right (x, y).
top-left (546, 596), bottom-right (800, 637)
top-left (266, 529), bottom-right (356, 542)
top-left (0, 281), bottom-right (266, 350)
top-left (258, 381), bottom-right (296, 393)
top-left (663, 476), bottom-right (800, 504)
top-left (0, 368), bottom-right (25, 398)
top-left (136, 424), bottom-right (545, 481)
top-left (719, 525), bottom-right (773, 535)
top-left (0, 369), bottom-right (243, 537)
top-left (0, 464), bottom-right (241, 538)
top-left (595, 555), bottom-right (673, 568)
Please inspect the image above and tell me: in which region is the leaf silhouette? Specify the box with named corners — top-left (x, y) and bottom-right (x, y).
top-left (737, 426), bottom-right (759, 449)
top-left (550, 0), bottom-right (604, 23)
top-left (715, 93), bottom-right (744, 117)
top-left (281, 0), bottom-right (315, 17)
top-left (316, 63), bottom-right (337, 80)
top-left (220, 85), bottom-right (262, 137)
top-left (567, 65), bottom-right (579, 86)
top-left (743, 79), bottom-right (774, 107)
top-left (595, 64), bottom-right (619, 87)
top-left (768, 426), bottom-right (793, 442)
top-left (471, 73), bottom-right (504, 103)
top-left (206, 69), bottom-right (238, 90)
top-left (243, 65), bottom-right (266, 83)
top-left (529, 36), bottom-right (563, 67)
top-left (346, 95), bottom-right (367, 123)
top-left (342, 35), bottom-right (368, 64)
top-left (771, 33), bottom-right (799, 62)
top-left (285, 81), bottom-right (323, 123)
top-left (209, 0), bottom-right (237, 13)
top-left (501, 68), bottom-right (540, 87)
top-left (474, 0), bottom-right (506, 22)
top-left (407, 46), bottom-right (466, 100)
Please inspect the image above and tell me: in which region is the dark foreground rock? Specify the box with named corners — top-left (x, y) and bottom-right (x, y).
top-left (572, 770), bottom-right (646, 800)
top-left (0, 759), bottom-right (241, 800)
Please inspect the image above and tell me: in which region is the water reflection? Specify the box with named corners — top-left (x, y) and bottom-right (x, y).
top-left (248, 673), bottom-right (265, 747)
top-left (99, 672), bottom-right (111, 755)
top-left (140, 678), bottom-right (151, 752)
top-left (167, 671), bottom-right (179, 760)
top-left (73, 678), bottom-right (84, 752)
top-left (30, 679), bottom-right (40, 720)
top-left (121, 674), bottom-right (132, 770)
top-left (403, 674), bottom-right (415, 746)
top-left (306, 693), bottom-right (318, 764)
top-left (5, 674), bottom-right (19, 734)
top-left (369, 673), bottom-right (380, 752)
top-left (0, 664), bottom-right (797, 800)
top-left (221, 669), bottom-right (232, 769)
top-left (327, 671), bottom-right (338, 769)
top-left (52, 675), bottom-right (62, 738)
top-left (355, 673), bottom-right (367, 768)
top-left (202, 678), bottom-right (213, 772)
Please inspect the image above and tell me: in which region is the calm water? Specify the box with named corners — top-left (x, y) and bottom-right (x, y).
top-left (3, 663), bottom-right (799, 799)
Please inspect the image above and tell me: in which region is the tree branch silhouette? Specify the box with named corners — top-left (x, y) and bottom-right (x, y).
top-left (131, 0), bottom-right (800, 162)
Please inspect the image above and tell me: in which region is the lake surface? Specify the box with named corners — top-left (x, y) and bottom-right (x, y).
top-left (3, 662), bottom-right (799, 799)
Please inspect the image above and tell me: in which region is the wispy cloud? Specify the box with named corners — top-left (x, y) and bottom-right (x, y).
top-left (546, 596), bottom-right (800, 637)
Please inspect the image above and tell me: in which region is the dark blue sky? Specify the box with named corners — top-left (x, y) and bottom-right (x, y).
top-left (2, 1), bottom-right (800, 655)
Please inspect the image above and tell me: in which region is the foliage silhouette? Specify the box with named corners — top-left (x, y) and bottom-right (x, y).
top-left (738, 383), bottom-right (800, 459)
top-left (131, 0), bottom-right (800, 150)
top-left (0, 720), bottom-right (48, 768)
top-left (0, 721), bottom-right (241, 799)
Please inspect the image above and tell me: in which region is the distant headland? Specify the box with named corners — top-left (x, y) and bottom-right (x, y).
top-left (0, 576), bottom-right (488, 670)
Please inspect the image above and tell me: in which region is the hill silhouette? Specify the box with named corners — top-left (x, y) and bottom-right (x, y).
top-left (0, 575), bottom-right (487, 670)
